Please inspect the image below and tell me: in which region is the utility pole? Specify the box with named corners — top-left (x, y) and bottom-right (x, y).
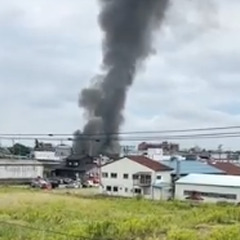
top-left (176, 156), bottom-right (181, 180)
top-left (89, 139), bottom-right (93, 157)
top-left (218, 144), bottom-right (223, 160)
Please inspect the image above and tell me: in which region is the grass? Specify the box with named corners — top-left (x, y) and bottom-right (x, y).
top-left (0, 188), bottom-right (240, 239)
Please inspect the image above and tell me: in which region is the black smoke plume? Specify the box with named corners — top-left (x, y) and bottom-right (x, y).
top-left (75, 0), bottom-right (169, 156)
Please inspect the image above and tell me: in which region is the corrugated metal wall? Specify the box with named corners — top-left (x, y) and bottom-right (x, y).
top-left (0, 165), bottom-right (43, 179)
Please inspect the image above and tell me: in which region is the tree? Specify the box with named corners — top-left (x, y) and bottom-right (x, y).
top-left (8, 143), bottom-right (31, 156)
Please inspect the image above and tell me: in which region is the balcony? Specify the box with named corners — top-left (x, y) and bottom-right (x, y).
top-left (133, 172), bottom-right (152, 187)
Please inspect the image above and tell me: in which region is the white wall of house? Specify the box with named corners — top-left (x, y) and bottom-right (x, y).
top-left (152, 188), bottom-right (172, 201)
top-left (33, 151), bottom-right (61, 161)
top-left (100, 157), bottom-right (171, 199)
top-left (175, 183), bottom-right (240, 204)
top-left (211, 152), bottom-right (228, 160)
top-left (0, 165), bottom-right (43, 180)
top-left (147, 148), bottom-right (163, 161)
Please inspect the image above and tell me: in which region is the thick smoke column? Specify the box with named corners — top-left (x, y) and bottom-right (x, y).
top-left (76, 0), bottom-right (169, 156)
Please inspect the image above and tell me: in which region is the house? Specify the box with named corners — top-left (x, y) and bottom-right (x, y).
top-left (210, 151), bottom-right (228, 160)
top-left (0, 147), bottom-right (11, 158)
top-left (55, 144), bottom-right (72, 158)
top-left (100, 156), bottom-right (173, 200)
top-left (33, 151), bottom-right (62, 162)
top-left (54, 155), bottom-right (98, 180)
top-left (138, 142), bottom-right (179, 155)
top-left (0, 159), bottom-right (43, 183)
top-left (32, 142), bottom-right (72, 162)
top-left (175, 174), bottom-right (240, 204)
top-left (207, 161), bottom-right (240, 175)
top-left (31, 143), bottom-right (72, 177)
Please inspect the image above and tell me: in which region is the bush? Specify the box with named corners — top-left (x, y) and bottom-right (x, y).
top-left (167, 228), bottom-right (198, 240)
top-left (208, 225), bottom-right (240, 240)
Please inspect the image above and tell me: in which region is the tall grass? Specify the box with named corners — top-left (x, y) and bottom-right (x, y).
top-left (0, 189), bottom-right (240, 239)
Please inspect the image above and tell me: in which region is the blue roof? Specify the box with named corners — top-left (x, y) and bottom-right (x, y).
top-left (161, 160), bottom-right (225, 175)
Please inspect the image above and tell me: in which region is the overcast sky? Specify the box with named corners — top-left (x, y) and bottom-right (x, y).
top-left (0, 0), bottom-right (240, 150)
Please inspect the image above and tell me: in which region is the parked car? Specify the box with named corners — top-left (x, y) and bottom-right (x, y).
top-left (82, 179), bottom-right (94, 188)
top-left (30, 177), bottom-right (49, 189)
top-left (62, 178), bottom-right (73, 184)
top-left (66, 180), bottom-right (82, 189)
top-left (46, 178), bottom-right (60, 189)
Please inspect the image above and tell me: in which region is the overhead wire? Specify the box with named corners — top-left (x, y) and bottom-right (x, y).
top-left (1, 125), bottom-right (240, 137)
top-left (1, 131), bottom-right (240, 142)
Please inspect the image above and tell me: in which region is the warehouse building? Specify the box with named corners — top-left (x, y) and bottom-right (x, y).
top-left (0, 159), bottom-right (43, 183)
top-left (175, 174), bottom-right (240, 204)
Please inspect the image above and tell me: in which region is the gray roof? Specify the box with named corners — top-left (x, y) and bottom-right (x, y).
top-left (176, 173), bottom-right (240, 188)
top-left (161, 160), bottom-right (225, 175)
top-left (0, 159), bottom-right (42, 166)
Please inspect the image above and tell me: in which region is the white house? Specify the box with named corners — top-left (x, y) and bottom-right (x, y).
top-left (32, 144), bottom-right (72, 162)
top-left (175, 174), bottom-right (240, 204)
top-left (33, 151), bottom-right (62, 161)
top-left (100, 156), bottom-right (173, 200)
top-left (146, 148), bottom-right (164, 161)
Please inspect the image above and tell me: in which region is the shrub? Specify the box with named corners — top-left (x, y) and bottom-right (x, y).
top-left (167, 228), bottom-right (198, 240)
top-left (208, 225), bottom-right (240, 240)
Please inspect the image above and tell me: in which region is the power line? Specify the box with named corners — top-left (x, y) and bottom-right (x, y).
top-left (1, 125), bottom-right (240, 137)
top-left (1, 131), bottom-right (240, 142)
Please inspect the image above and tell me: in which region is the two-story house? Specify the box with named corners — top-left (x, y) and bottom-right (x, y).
top-left (100, 156), bottom-right (173, 200)
top-left (54, 154), bottom-right (98, 180)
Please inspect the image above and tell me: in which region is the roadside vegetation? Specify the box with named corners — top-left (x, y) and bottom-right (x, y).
top-left (0, 188), bottom-right (240, 240)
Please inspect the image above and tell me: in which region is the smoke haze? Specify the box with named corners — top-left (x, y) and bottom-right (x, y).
top-left (75, 0), bottom-right (170, 156)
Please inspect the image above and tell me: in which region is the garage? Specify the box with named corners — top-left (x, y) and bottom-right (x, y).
top-left (175, 173), bottom-right (240, 204)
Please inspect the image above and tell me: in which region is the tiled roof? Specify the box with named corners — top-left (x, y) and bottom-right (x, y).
top-left (208, 161), bottom-right (240, 175)
top-left (128, 156), bottom-right (172, 172)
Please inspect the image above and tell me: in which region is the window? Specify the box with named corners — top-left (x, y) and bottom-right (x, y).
top-left (134, 188), bottom-right (141, 194)
top-left (123, 174), bottom-right (129, 179)
top-left (156, 175), bottom-right (162, 180)
top-left (102, 172), bottom-right (108, 178)
top-left (184, 190), bottom-right (237, 200)
top-left (125, 188), bottom-right (128, 192)
top-left (106, 186), bottom-right (111, 192)
top-left (139, 175), bottom-right (151, 185)
top-left (111, 173), bottom-right (117, 178)
top-left (133, 174), bottom-right (139, 180)
top-left (113, 186), bottom-right (118, 192)
top-left (146, 175), bottom-right (151, 180)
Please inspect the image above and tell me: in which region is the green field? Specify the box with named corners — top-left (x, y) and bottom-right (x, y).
top-left (0, 188), bottom-right (240, 240)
